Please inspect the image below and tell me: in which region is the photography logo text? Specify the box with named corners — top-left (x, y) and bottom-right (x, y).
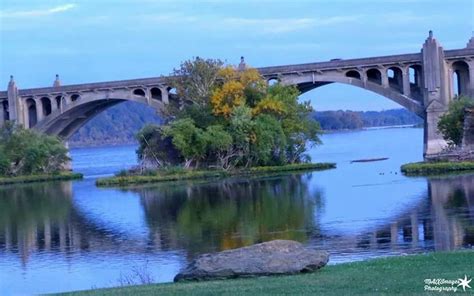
top-left (424, 275), bottom-right (472, 293)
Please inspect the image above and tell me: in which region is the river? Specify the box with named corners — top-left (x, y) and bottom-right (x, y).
top-left (0, 127), bottom-right (473, 294)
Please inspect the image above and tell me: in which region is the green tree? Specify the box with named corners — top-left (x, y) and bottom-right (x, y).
top-left (229, 105), bottom-right (254, 167)
top-left (251, 114), bottom-right (287, 166)
top-left (263, 84), bottom-right (322, 163)
top-left (136, 124), bottom-right (182, 168)
top-left (0, 122), bottom-right (69, 176)
top-left (166, 57), bottom-right (223, 114)
top-left (162, 118), bottom-right (207, 168)
top-left (202, 125), bottom-right (233, 169)
top-left (438, 96), bottom-right (474, 146)
top-left (137, 58), bottom-right (323, 170)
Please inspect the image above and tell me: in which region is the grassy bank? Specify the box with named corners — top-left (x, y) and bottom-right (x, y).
top-left (61, 250), bottom-right (474, 296)
top-left (0, 172), bottom-right (83, 185)
top-left (96, 163), bottom-right (336, 187)
top-left (401, 161), bottom-right (474, 175)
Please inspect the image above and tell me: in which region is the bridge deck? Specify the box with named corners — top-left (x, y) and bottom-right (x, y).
top-left (1, 48), bottom-right (473, 98)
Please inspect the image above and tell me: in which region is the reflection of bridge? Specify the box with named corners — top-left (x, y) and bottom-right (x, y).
top-left (0, 175), bottom-right (472, 267)
top-left (311, 174), bottom-right (474, 259)
top-left (1, 32), bottom-right (474, 157)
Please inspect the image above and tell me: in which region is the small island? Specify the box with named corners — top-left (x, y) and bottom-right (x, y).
top-left (0, 122), bottom-right (83, 185)
top-left (96, 58), bottom-right (334, 187)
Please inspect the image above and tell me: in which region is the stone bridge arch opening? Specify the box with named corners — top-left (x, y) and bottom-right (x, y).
top-left (297, 81), bottom-right (421, 117)
top-left (34, 92), bottom-right (165, 142)
top-left (282, 72), bottom-right (425, 120)
top-left (451, 60), bottom-right (470, 96)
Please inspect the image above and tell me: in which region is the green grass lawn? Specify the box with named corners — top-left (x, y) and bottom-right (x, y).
top-left (59, 250), bottom-right (474, 296)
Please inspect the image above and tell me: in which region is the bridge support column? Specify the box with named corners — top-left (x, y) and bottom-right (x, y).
top-left (402, 67), bottom-right (411, 96)
top-left (51, 98), bottom-right (58, 113)
top-left (161, 87), bottom-right (169, 104)
top-left (381, 68), bottom-right (389, 88)
top-left (35, 97), bottom-right (44, 122)
top-left (422, 31), bottom-right (449, 159)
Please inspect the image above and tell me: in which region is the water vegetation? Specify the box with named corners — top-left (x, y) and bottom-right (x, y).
top-left (60, 250), bottom-right (474, 296)
top-left (0, 172), bottom-right (83, 185)
top-left (401, 161), bottom-right (474, 175)
top-left (96, 163), bottom-right (336, 187)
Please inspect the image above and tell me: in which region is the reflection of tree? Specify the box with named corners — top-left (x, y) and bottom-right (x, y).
top-left (0, 182), bottom-right (73, 265)
top-left (138, 174), bottom-right (324, 255)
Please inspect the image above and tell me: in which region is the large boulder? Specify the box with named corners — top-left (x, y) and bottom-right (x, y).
top-left (174, 240), bottom-right (329, 282)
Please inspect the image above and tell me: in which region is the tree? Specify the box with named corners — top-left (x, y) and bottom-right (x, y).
top-left (202, 125), bottom-right (233, 169)
top-left (261, 84), bottom-right (322, 163)
top-left (211, 80), bottom-right (245, 117)
top-left (136, 124), bottom-right (181, 168)
top-left (438, 96), bottom-right (474, 146)
top-left (166, 57), bottom-right (223, 113)
top-left (251, 114), bottom-right (287, 166)
top-left (137, 58), bottom-right (323, 170)
top-left (162, 118), bottom-right (207, 168)
top-left (0, 122), bottom-right (69, 176)
top-left (211, 67), bottom-right (267, 118)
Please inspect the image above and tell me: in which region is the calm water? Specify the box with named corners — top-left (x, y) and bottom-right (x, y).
top-left (1, 127), bottom-right (473, 295)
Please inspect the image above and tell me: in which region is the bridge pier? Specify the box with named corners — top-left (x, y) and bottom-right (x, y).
top-left (422, 31), bottom-right (449, 158)
top-left (7, 76), bottom-right (25, 127)
top-left (402, 67), bottom-right (411, 96)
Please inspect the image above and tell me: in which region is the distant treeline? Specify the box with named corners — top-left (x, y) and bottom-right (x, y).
top-left (69, 102), bottom-right (422, 147)
top-left (312, 109), bottom-right (422, 130)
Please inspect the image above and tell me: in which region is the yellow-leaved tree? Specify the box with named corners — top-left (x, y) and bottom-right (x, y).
top-left (211, 67), bottom-right (267, 118)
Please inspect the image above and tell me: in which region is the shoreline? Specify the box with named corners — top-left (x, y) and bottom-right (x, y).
top-left (60, 250), bottom-right (474, 295)
top-left (96, 163), bottom-right (336, 187)
top-left (0, 172), bottom-right (84, 186)
top-left (69, 125), bottom-right (422, 149)
top-left (401, 161), bottom-right (474, 175)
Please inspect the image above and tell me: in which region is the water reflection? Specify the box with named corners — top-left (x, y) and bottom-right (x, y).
top-left (0, 182), bottom-right (74, 266)
top-left (137, 174), bottom-right (322, 255)
top-left (0, 173), bottom-right (473, 293)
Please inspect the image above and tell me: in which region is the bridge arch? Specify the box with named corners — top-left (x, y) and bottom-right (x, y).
top-left (281, 73), bottom-right (425, 118)
top-left (345, 70), bottom-right (361, 79)
top-left (40, 96), bottom-right (52, 116)
top-left (451, 60), bottom-right (470, 96)
top-left (25, 98), bottom-right (37, 128)
top-left (387, 66), bottom-right (404, 92)
top-left (133, 88), bottom-right (146, 97)
top-left (366, 68), bottom-right (383, 85)
top-left (70, 94), bottom-right (80, 102)
top-left (150, 87), bottom-right (162, 101)
top-left (33, 91), bottom-right (166, 139)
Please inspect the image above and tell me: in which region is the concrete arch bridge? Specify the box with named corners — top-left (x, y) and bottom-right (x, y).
top-left (1, 31), bottom-right (474, 158)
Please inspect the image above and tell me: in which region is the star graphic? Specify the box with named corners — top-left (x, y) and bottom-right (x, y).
top-left (457, 275), bottom-right (472, 292)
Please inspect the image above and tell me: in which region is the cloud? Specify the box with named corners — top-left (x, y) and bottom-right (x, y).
top-left (222, 17), bottom-right (317, 33)
top-left (138, 13), bottom-right (364, 34)
top-left (0, 4), bottom-right (77, 19)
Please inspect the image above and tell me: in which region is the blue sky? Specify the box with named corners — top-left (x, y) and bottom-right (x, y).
top-left (0, 0), bottom-right (473, 111)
